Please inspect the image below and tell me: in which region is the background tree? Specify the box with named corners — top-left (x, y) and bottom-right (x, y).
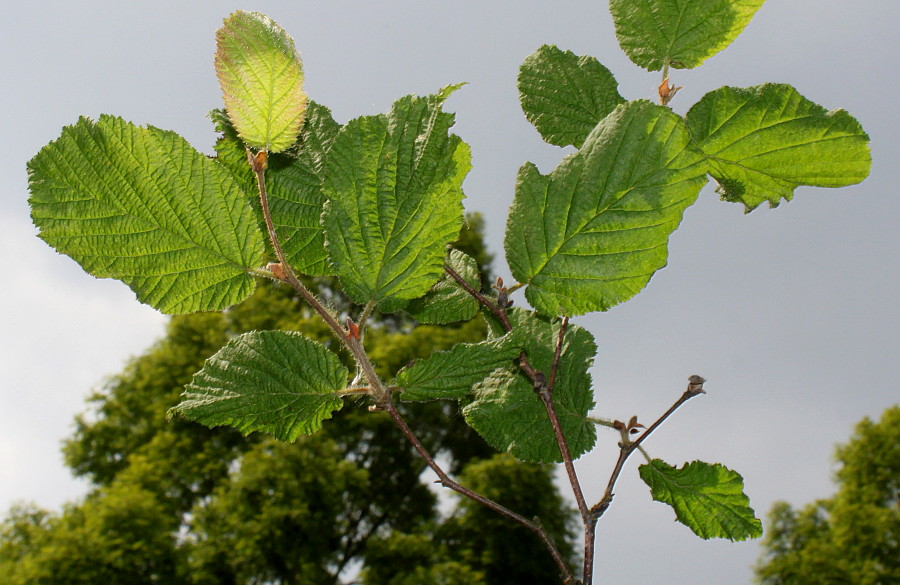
top-left (0, 214), bottom-right (578, 585)
top-left (755, 405), bottom-right (900, 585)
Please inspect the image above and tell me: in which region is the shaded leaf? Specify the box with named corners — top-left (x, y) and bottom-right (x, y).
top-left (610, 0), bottom-right (767, 71)
top-left (518, 44), bottom-right (625, 148)
top-left (322, 86), bottom-right (471, 312)
top-left (170, 331), bottom-right (347, 441)
top-left (464, 309), bottom-right (596, 463)
top-left (406, 248), bottom-right (481, 324)
top-left (27, 115), bottom-right (264, 314)
top-left (639, 459), bottom-right (763, 541)
top-left (505, 100), bottom-right (707, 316)
top-left (396, 335), bottom-right (522, 402)
top-left (686, 83), bottom-right (871, 211)
top-left (216, 11), bottom-right (308, 152)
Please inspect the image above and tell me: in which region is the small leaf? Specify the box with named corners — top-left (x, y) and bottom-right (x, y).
top-left (214, 101), bottom-right (341, 274)
top-left (610, 0), bottom-right (766, 71)
top-left (216, 11), bottom-right (308, 152)
top-left (686, 83), bottom-right (872, 211)
top-left (406, 248), bottom-right (481, 324)
top-left (27, 115), bottom-right (265, 315)
top-left (170, 331), bottom-right (347, 442)
top-left (518, 44), bottom-right (626, 148)
top-left (396, 335), bottom-right (522, 402)
top-left (323, 86), bottom-right (471, 312)
top-left (639, 459), bottom-right (763, 541)
top-left (505, 100), bottom-right (707, 316)
top-left (464, 309), bottom-right (597, 463)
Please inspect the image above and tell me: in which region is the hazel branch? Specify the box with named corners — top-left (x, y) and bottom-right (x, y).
top-left (590, 375), bottom-right (707, 520)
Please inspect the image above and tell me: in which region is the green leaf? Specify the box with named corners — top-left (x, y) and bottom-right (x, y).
top-left (505, 100), bottom-right (707, 316)
top-left (170, 331), bottom-right (347, 441)
top-left (396, 335), bottom-right (521, 402)
top-left (518, 45), bottom-right (626, 148)
top-left (639, 459), bottom-right (763, 541)
top-left (27, 115), bottom-right (265, 315)
top-left (610, 0), bottom-right (766, 71)
top-left (322, 86), bottom-right (471, 312)
top-left (464, 309), bottom-right (596, 463)
top-left (405, 248), bottom-right (481, 324)
top-left (216, 11), bottom-right (308, 152)
top-left (214, 101), bottom-right (341, 274)
top-left (686, 83), bottom-right (872, 211)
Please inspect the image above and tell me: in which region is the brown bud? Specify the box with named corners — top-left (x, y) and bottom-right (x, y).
top-left (266, 262), bottom-right (287, 282)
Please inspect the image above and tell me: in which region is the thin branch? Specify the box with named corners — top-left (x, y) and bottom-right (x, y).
top-left (383, 397), bottom-right (578, 585)
top-left (444, 262), bottom-right (509, 327)
top-left (590, 376), bottom-right (707, 520)
top-left (249, 149), bottom-right (387, 398)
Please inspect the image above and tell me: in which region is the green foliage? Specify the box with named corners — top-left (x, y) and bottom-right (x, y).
top-left (20, 2), bottom-right (875, 583)
top-left (639, 459), bottom-right (763, 541)
top-left (322, 86), bottom-right (471, 312)
top-left (395, 334), bottom-right (521, 402)
top-left (464, 310), bottom-right (597, 463)
top-left (170, 331), bottom-right (348, 441)
top-left (518, 44), bottom-right (625, 148)
top-left (755, 406), bottom-right (900, 585)
top-left (27, 115), bottom-right (264, 314)
top-left (215, 11), bottom-right (308, 153)
top-left (406, 249), bottom-right (482, 324)
top-left (610, 0), bottom-right (767, 70)
top-left (686, 83), bottom-right (872, 211)
top-left (506, 100), bottom-right (707, 315)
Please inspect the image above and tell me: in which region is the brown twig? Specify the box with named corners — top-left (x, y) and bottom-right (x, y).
top-left (383, 396), bottom-right (577, 584)
top-left (249, 148), bottom-right (387, 398)
top-left (590, 376), bottom-right (707, 520)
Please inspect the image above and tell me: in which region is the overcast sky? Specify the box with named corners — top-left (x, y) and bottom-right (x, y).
top-left (2, 1), bottom-right (897, 583)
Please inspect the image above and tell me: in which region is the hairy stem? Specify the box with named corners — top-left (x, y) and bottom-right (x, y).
top-left (383, 396), bottom-right (577, 584)
top-left (249, 149), bottom-right (387, 398)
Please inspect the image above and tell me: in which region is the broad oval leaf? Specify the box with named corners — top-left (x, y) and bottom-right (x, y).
top-left (216, 11), bottom-right (308, 152)
top-left (610, 0), bottom-right (766, 71)
top-left (464, 309), bottom-right (597, 463)
top-left (518, 45), bottom-right (626, 148)
top-left (686, 83), bottom-right (872, 211)
top-left (214, 101), bottom-right (341, 274)
top-left (505, 100), bottom-right (708, 316)
top-left (639, 459), bottom-right (763, 541)
top-left (27, 115), bottom-right (265, 314)
top-left (405, 248), bottom-right (481, 324)
top-left (169, 331), bottom-right (347, 442)
top-left (322, 86), bottom-right (471, 312)
top-left (396, 335), bottom-right (521, 402)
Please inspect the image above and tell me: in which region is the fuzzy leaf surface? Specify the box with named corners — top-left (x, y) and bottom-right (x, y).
top-left (518, 44), bottom-right (625, 148)
top-left (686, 83), bottom-right (872, 211)
top-left (505, 100), bottom-right (707, 316)
top-left (405, 249), bottom-right (480, 324)
top-left (396, 335), bottom-right (522, 402)
top-left (610, 0), bottom-right (766, 71)
top-left (27, 115), bottom-right (264, 314)
top-left (464, 309), bottom-right (596, 463)
top-left (323, 86), bottom-right (471, 312)
top-left (216, 10), bottom-right (308, 152)
top-left (170, 331), bottom-right (347, 441)
top-left (214, 101), bottom-right (341, 274)
top-left (639, 459), bottom-right (763, 541)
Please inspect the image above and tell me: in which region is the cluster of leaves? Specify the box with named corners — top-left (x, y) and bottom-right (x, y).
top-left (23, 1), bottom-right (871, 583)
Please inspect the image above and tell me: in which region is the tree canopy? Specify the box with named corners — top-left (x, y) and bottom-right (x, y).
top-left (755, 405), bottom-right (900, 585)
top-left (0, 214), bottom-right (578, 585)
